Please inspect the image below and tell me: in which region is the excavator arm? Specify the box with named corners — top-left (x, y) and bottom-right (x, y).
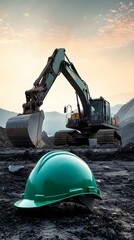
top-left (23, 49), bottom-right (64, 114)
top-left (23, 48), bottom-right (90, 116)
top-left (6, 48), bottom-right (91, 148)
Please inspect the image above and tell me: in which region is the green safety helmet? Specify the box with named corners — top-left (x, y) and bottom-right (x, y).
top-left (15, 151), bottom-right (102, 211)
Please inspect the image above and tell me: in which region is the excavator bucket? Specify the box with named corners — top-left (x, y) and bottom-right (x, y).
top-left (6, 110), bottom-right (46, 148)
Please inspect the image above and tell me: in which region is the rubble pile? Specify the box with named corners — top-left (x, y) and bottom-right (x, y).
top-left (0, 127), bottom-right (12, 147)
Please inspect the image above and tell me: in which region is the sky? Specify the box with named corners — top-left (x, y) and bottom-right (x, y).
top-left (0, 0), bottom-right (134, 113)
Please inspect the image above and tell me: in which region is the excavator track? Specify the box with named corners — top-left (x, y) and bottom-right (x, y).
top-left (96, 129), bottom-right (121, 146)
top-left (54, 130), bottom-right (89, 146)
top-left (54, 131), bottom-right (68, 145)
top-left (54, 129), bottom-right (121, 147)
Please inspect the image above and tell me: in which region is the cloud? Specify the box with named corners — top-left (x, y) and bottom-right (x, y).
top-left (0, 0), bottom-right (133, 53)
top-left (37, 0), bottom-right (134, 53)
top-left (90, 0), bottom-right (134, 50)
top-left (23, 12), bottom-right (30, 17)
top-left (0, 22), bottom-right (20, 44)
top-left (0, 19), bottom-right (37, 45)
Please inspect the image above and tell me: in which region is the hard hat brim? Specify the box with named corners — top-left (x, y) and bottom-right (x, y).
top-left (14, 199), bottom-right (58, 208)
top-left (15, 191), bottom-right (102, 209)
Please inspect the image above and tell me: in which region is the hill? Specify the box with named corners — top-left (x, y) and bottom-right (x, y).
top-left (116, 98), bottom-right (134, 127)
top-left (116, 98), bottom-right (134, 145)
top-left (0, 108), bottom-right (17, 128)
top-left (43, 111), bottom-right (66, 136)
top-left (111, 104), bottom-right (123, 115)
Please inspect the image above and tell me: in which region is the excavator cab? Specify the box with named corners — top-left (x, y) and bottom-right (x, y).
top-left (90, 97), bottom-right (111, 125)
top-left (90, 98), bottom-right (104, 123)
top-left (90, 97), bottom-right (119, 128)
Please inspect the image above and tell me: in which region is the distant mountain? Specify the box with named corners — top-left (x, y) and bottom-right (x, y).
top-left (111, 104), bottom-right (123, 115)
top-left (0, 108), bottom-right (17, 128)
top-left (43, 111), bottom-right (66, 136)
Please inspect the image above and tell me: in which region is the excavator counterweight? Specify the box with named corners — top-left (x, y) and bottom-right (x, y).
top-left (6, 48), bottom-right (121, 148)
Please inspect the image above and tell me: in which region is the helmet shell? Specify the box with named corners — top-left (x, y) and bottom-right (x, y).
top-left (15, 151), bottom-right (102, 208)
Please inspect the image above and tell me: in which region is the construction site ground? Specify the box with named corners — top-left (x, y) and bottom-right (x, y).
top-left (0, 145), bottom-right (134, 240)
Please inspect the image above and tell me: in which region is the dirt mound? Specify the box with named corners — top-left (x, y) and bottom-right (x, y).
top-left (119, 122), bottom-right (134, 145)
top-left (41, 131), bottom-right (54, 145)
top-left (0, 127), bottom-right (12, 148)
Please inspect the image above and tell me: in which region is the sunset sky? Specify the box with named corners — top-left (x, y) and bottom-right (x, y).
top-left (0, 0), bottom-right (134, 113)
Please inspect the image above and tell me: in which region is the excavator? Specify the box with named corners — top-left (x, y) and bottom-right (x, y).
top-left (6, 48), bottom-right (121, 148)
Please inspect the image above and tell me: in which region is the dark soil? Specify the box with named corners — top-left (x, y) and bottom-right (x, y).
top-left (0, 127), bottom-right (13, 148)
top-left (0, 146), bottom-right (134, 240)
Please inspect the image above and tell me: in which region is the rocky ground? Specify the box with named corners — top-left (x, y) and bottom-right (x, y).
top-left (0, 145), bottom-right (134, 240)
